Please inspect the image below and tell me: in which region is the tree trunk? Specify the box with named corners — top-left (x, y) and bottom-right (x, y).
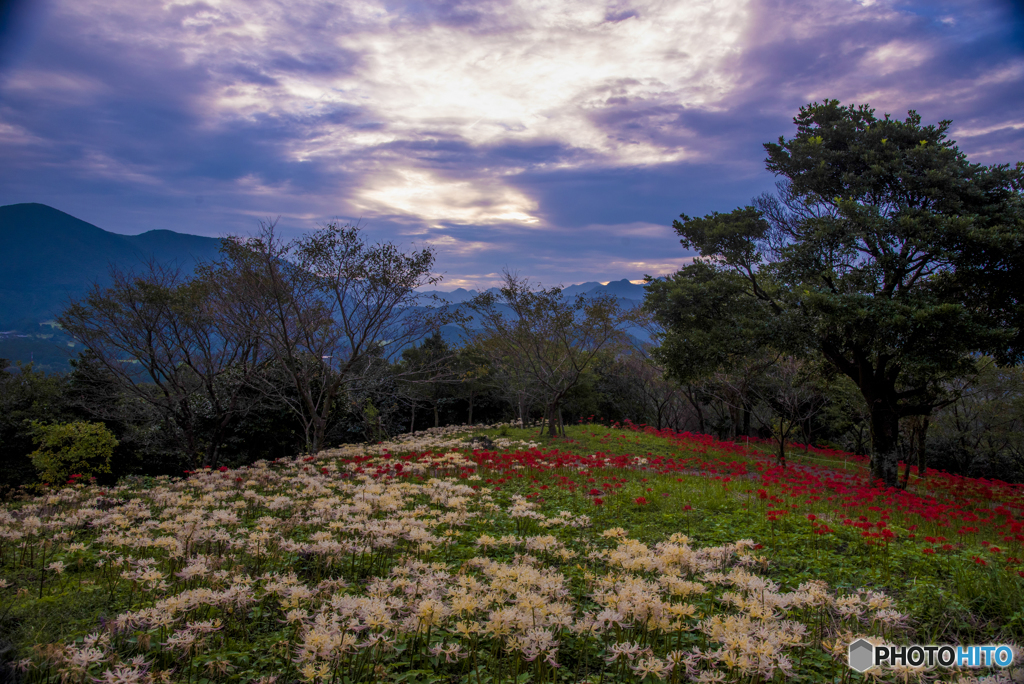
top-left (546, 403), bottom-right (559, 437)
top-left (917, 416), bottom-right (929, 478)
top-left (901, 415), bottom-right (931, 488)
top-left (311, 415), bottom-right (326, 455)
top-left (410, 402), bottom-right (416, 433)
top-left (467, 389), bottom-right (474, 426)
top-left (742, 405), bottom-right (751, 438)
top-left (684, 385), bottom-right (706, 434)
top-left (433, 403), bottom-right (439, 428)
top-left (301, 421), bottom-right (313, 456)
top-left (869, 403), bottom-right (901, 487)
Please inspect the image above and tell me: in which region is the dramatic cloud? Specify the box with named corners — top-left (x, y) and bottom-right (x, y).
top-left (0, 0), bottom-right (1022, 287)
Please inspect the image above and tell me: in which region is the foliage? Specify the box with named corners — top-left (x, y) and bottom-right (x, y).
top-left (928, 359), bottom-right (1024, 479)
top-left (206, 221), bottom-right (448, 454)
top-left (651, 100), bottom-right (1024, 486)
top-left (57, 262), bottom-right (262, 469)
top-left (644, 261), bottom-right (774, 386)
top-left (0, 360), bottom-right (70, 494)
top-left (465, 271), bottom-right (635, 436)
top-left (27, 420), bottom-right (118, 485)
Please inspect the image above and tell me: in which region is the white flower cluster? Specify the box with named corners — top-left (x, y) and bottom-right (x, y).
top-left (0, 448), bottom-right (946, 684)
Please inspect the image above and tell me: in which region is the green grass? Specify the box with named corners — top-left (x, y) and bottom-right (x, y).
top-left (0, 423), bottom-right (1021, 683)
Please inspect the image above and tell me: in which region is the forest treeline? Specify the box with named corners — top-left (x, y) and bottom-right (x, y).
top-left (2, 257), bottom-right (1023, 492)
top-left (3, 99), bottom-right (1024, 492)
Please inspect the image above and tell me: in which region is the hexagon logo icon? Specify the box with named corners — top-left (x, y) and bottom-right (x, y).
top-left (848, 638), bottom-right (875, 673)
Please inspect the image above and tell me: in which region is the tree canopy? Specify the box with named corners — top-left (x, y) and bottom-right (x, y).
top-left (464, 271), bottom-right (634, 437)
top-left (647, 100), bottom-right (1024, 486)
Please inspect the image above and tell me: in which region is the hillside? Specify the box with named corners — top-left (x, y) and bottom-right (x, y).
top-left (0, 203), bottom-right (223, 371)
top-left (0, 203), bottom-right (224, 328)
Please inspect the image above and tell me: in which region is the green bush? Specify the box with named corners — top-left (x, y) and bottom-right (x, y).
top-left (28, 421), bottom-right (118, 485)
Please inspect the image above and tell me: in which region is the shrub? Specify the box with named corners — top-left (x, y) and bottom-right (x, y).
top-left (28, 421), bottom-right (118, 485)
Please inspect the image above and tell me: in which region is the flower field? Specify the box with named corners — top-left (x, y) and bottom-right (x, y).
top-left (1, 423), bottom-right (1023, 683)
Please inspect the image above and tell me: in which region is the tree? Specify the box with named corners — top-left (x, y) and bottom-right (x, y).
top-left (453, 345), bottom-right (494, 427)
top-left (28, 421), bottom-right (118, 485)
top-left (0, 360), bottom-right (70, 493)
top-left (596, 348), bottom-right (688, 431)
top-left (398, 332), bottom-right (457, 430)
top-left (476, 333), bottom-right (543, 427)
top-left (58, 262), bottom-right (263, 468)
top-left (653, 101), bottom-right (1023, 486)
top-left (929, 359), bottom-right (1024, 480)
top-left (210, 222), bottom-right (446, 453)
top-left (744, 355), bottom-right (828, 469)
top-left (465, 271), bottom-right (634, 437)
top-left (645, 263), bottom-right (781, 438)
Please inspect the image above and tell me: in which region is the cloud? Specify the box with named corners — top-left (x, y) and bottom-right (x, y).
top-left (0, 0), bottom-right (1021, 286)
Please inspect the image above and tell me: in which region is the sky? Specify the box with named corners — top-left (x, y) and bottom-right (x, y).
top-left (0, 0), bottom-right (1022, 290)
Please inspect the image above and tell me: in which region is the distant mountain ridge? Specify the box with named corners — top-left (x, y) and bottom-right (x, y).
top-left (419, 278), bottom-right (648, 307)
top-left (0, 203), bottom-right (224, 328)
top-left (419, 279), bottom-right (652, 350)
top-left (0, 203), bottom-right (652, 371)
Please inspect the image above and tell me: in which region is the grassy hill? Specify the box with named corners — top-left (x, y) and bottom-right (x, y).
top-left (0, 422), bottom-right (1021, 682)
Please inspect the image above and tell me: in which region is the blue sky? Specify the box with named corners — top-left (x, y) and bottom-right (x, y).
top-left (1, 0), bottom-right (1022, 289)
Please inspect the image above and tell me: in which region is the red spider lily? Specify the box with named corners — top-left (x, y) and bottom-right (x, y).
top-left (923, 548), bottom-right (936, 555)
top-left (634, 497), bottom-right (648, 506)
top-left (327, 422), bottom-right (1024, 554)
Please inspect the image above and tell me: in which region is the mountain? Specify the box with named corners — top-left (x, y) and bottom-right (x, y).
top-left (419, 278), bottom-right (652, 348)
top-left (0, 203), bottom-right (223, 328)
top-left (420, 279), bottom-right (648, 306)
top-left (0, 203), bottom-right (223, 372)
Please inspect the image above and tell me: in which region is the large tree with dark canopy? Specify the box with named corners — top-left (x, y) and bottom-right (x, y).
top-left (648, 100), bottom-right (1023, 487)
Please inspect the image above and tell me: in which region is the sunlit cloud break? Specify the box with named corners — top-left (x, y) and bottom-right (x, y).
top-left (0, 0), bottom-right (1022, 287)
top-left (140, 0), bottom-right (752, 225)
